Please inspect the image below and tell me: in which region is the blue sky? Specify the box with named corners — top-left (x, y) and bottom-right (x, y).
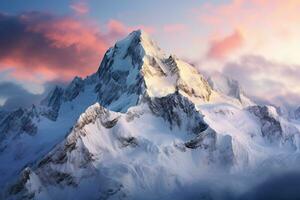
top-left (1, 0), bottom-right (300, 110)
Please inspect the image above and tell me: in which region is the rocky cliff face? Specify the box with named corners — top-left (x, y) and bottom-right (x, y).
top-left (248, 105), bottom-right (283, 142)
top-left (294, 106), bottom-right (300, 119)
top-left (40, 86), bottom-right (64, 121)
top-left (39, 77), bottom-right (86, 121)
top-left (0, 106), bottom-right (38, 142)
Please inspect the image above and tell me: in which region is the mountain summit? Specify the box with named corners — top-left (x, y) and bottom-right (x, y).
top-left (2, 30), bottom-right (300, 200)
top-left (95, 30), bottom-right (212, 112)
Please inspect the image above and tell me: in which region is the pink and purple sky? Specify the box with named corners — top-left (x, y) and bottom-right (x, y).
top-left (0, 0), bottom-right (300, 110)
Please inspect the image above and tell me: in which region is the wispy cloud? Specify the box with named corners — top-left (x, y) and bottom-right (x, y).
top-left (206, 30), bottom-right (243, 60)
top-left (70, 1), bottom-right (89, 15)
top-left (0, 82), bottom-right (42, 110)
top-left (222, 55), bottom-right (300, 108)
top-left (107, 19), bottom-right (155, 36)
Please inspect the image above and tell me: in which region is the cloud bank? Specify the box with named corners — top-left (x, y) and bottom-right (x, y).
top-left (0, 12), bottom-right (139, 83)
top-left (221, 55), bottom-right (300, 108)
top-left (0, 82), bottom-right (42, 110)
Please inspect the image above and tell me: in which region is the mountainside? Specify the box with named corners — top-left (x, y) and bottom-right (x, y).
top-left (95, 30), bottom-right (212, 112)
top-left (2, 30), bottom-right (300, 200)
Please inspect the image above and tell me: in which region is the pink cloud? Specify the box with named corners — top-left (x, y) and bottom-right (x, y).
top-left (70, 2), bottom-right (89, 15)
top-left (107, 19), bottom-right (128, 38)
top-left (207, 30), bottom-right (243, 59)
top-left (194, 0), bottom-right (300, 63)
top-left (107, 19), bottom-right (155, 38)
top-left (0, 13), bottom-right (135, 82)
top-left (0, 13), bottom-right (156, 82)
top-left (197, 0), bottom-right (300, 37)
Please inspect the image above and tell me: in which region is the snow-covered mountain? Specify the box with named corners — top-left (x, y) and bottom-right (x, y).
top-left (2, 30), bottom-right (300, 200)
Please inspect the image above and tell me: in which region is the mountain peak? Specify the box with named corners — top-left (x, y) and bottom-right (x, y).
top-left (128, 29), bottom-right (143, 38)
top-left (95, 30), bottom-right (212, 112)
top-left (113, 29), bottom-right (164, 60)
top-left (127, 29), bottom-right (151, 42)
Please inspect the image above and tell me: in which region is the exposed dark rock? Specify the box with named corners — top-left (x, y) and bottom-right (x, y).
top-left (63, 76), bottom-right (84, 101)
top-left (248, 105), bottom-right (282, 142)
top-left (52, 150), bottom-right (68, 165)
top-left (95, 31), bottom-right (145, 112)
top-left (99, 184), bottom-right (123, 200)
top-left (20, 116), bottom-right (37, 136)
top-left (0, 108), bottom-right (38, 141)
top-left (65, 140), bottom-right (77, 152)
top-left (123, 31), bottom-right (143, 65)
top-left (0, 110), bottom-right (8, 123)
top-left (174, 143), bottom-right (186, 152)
top-left (119, 136), bottom-right (138, 148)
top-left (51, 171), bottom-right (76, 186)
top-left (147, 92), bottom-right (208, 133)
top-left (9, 168), bottom-right (31, 195)
top-left (162, 55), bottom-right (212, 101)
top-left (41, 86), bottom-right (63, 110)
top-left (147, 57), bottom-right (166, 76)
top-left (125, 110), bottom-right (143, 122)
top-left (294, 107), bottom-right (300, 119)
top-left (101, 117), bottom-right (119, 128)
top-left (0, 108), bottom-right (24, 134)
top-left (75, 105), bottom-right (119, 131)
top-left (163, 55), bottom-right (179, 75)
top-left (185, 128), bottom-right (216, 150)
top-left (37, 156), bottom-right (53, 168)
top-left (39, 76), bottom-right (85, 121)
top-left (40, 86), bottom-right (64, 121)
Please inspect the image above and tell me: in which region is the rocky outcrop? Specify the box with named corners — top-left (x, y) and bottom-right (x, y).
top-left (39, 77), bottom-right (86, 121)
top-left (0, 107), bottom-right (38, 141)
top-left (95, 31), bottom-right (145, 112)
top-left (63, 76), bottom-right (85, 101)
top-left (40, 86), bottom-right (64, 121)
top-left (0, 110), bottom-right (7, 123)
top-left (294, 107), bottom-right (300, 119)
top-left (184, 128), bottom-right (216, 150)
top-left (8, 168), bottom-right (32, 196)
top-left (248, 105), bottom-right (282, 142)
top-left (147, 92), bottom-right (208, 133)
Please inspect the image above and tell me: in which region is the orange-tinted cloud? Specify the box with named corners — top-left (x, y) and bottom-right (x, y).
top-left (197, 0), bottom-right (300, 63)
top-left (70, 2), bottom-right (89, 15)
top-left (207, 30), bottom-right (243, 59)
top-left (107, 19), bottom-right (128, 38)
top-left (0, 13), bottom-right (144, 82)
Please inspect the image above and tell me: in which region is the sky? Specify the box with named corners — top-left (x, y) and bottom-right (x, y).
top-left (0, 0), bottom-right (300, 110)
